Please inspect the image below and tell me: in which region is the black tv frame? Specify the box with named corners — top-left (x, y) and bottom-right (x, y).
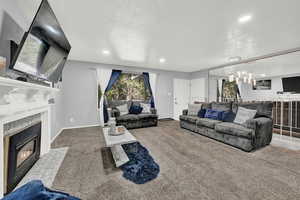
top-left (282, 76), bottom-right (300, 93)
top-left (9, 0), bottom-right (70, 83)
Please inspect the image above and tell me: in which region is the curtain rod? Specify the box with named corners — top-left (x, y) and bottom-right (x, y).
top-left (89, 67), bottom-right (158, 75)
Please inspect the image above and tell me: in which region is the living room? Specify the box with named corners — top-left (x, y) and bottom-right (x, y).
top-left (0, 0), bottom-right (300, 199)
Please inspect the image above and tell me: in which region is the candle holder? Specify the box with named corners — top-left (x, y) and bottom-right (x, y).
top-left (0, 56), bottom-right (7, 76)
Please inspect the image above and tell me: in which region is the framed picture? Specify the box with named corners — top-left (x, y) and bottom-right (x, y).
top-left (253, 80), bottom-right (271, 90)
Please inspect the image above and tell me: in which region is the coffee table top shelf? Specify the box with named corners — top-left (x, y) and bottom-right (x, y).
top-left (102, 126), bottom-right (137, 147)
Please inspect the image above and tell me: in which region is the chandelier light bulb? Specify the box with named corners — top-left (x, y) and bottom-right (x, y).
top-left (249, 73), bottom-right (253, 79)
top-left (248, 77), bottom-right (252, 84)
top-left (229, 75), bottom-right (234, 82)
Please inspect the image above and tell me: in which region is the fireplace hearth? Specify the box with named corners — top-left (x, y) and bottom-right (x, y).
top-left (4, 121), bottom-right (41, 194)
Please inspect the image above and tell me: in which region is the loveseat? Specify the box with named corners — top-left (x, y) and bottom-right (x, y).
top-left (108, 100), bottom-right (158, 129)
top-left (180, 102), bottom-right (273, 152)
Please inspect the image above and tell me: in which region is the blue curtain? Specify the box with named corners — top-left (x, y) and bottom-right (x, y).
top-left (142, 72), bottom-right (155, 108)
top-left (103, 70), bottom-right (122, 122)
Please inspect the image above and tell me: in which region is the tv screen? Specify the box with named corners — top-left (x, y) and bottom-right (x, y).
top-left (10, 0), bottom-right (71, 83)
top-left (282, 76), bottom-right (300, 93)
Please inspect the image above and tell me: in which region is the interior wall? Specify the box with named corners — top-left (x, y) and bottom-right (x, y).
top-left (61, 60), bottom-right (190, 128)
top-left (190, 70), bottom-right (209, 102)
top-left (239, 77), bottom-right (283, 101)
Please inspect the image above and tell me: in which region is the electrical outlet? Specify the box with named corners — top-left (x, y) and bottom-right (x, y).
top-left (69, 117), bottom-right (74, 123)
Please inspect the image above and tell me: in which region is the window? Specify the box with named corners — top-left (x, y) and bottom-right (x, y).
top-left (97, 73), bottom-right (151, 109)
top-left (106, 73), bottom-right (151, 101)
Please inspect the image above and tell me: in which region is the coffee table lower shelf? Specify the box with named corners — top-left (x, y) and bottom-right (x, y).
top-left (111, 145), bottom-right (130, 167)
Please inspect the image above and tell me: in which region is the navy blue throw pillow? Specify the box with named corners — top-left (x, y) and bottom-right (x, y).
top-left (197, 109), bottom-right (206, 118)
top-left (204, 109), bottom-right (223, 120)
top-left (129, 105), bottom-right (143, 114)
top-left (222, 111), bottom-right (236, 122)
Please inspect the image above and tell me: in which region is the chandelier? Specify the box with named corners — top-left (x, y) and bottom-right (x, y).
top-left (228, 71), bottom-right (256, 86)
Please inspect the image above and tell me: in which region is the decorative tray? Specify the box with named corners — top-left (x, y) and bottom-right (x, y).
top-left (109, 126), bottom-right (126, 136)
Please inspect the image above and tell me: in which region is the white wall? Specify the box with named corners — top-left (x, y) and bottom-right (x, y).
top-left (61, 60), bottom-right (190, 128)
top-left (190, 70), bottom-right (210, 102)
top-left (239, 77), bottom-right (283, 101)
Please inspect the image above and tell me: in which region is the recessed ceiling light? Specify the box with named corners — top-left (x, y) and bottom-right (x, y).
top-left (159, 58), bottom-right (166, 63)
top-left (261, 74), bottom-right (266, 77)
top-left (102, 49), bottom-right (110, 55)
top-left (229, 56), bottom-right (242, 62)
top-left (238, 15), bottom-right (252, 24)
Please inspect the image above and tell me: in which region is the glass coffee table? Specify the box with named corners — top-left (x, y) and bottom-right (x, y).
top-left (102, 126), bottom-right (137, 167)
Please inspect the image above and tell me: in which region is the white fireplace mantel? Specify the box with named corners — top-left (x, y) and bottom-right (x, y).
top-left (0, 76), bottom-right (59, 116)
top-left (0, 76), bottom-right (59, 92)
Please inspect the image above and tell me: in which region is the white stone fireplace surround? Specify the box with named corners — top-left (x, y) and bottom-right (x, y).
top-left (0, 76), bottom-right (58, 197)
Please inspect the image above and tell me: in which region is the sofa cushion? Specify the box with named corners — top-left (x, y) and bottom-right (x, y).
top-left (204, 109), bottom-right (224, 120)
top-left (109, 100), bottom-right (132, 109)
top-left (221, 111), bottom-right (236, 122)
top-left (211, 102), bottom-right (232, 112)
top-left (140, 103), bottom-right (151, 113)
top-left (234, 107), bottom-right (257, 124)
top-left (188, 104), bottom-right (202, 116)
top-left (179, 115), bottom-right (199, 124)
top-left (116, 104), bottom-right (129, 116)
top-left (137, 113), bottom-right (158, 119)
top-left (129, 105), bottom-right (143, 114)
top-left (197, 118), bottom-right (222, 129)
top-left (215, 122), bottom-right (254, 139)
top-left (117, 114), bottom-right (139, 121)
top-left (197, 109), bottom-right (206, 118)
top-left (199, 102), bottom-right (212, 110)
top-left (232, 102), bottom-right (273, 118)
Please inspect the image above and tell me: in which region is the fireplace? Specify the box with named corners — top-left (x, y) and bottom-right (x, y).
top-left (4, 122), bottom-right (41, 194)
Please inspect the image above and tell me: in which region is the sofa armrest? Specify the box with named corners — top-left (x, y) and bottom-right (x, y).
top-left (150, 108), bottom-right (157, 115)
top-left (111, 108), bottom-right (120, 118)
top-left (182, 109), bottom-right (188, 115)
top-left (245, 117), bottom-right (273, 148)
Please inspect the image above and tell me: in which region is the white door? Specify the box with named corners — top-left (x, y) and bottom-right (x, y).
top-left (190, 78), bottom-right (206, 103)
top-left (173, 79), bottom-right (190, 120)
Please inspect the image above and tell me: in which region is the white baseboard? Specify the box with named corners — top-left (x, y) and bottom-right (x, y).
top-left (62, 124), bottom-right (100, 130)
top-left (51, 128), bottom-right (64, 143)
top-left (51, 124), bottom-right (100, 143)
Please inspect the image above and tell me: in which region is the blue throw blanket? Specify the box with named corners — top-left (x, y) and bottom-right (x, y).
top-left (121, 142), bottom-right (160, 184)
top-left (2, 180), bottom-right (80, 200)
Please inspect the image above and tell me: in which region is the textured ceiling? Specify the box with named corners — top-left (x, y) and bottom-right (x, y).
top-left (8, 0), bottom-right (300, 72)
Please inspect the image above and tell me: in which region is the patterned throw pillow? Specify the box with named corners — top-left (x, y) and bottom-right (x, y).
top-left (188, 104), bottom-right (202, 116)
top-left (116, 104), bottom-right (129, 116)
top-left (140, 103), bottom-right (151, 113)
top-left (204, 109), bottom-right (223, 120)
top-left (234, 107), bottom-right (257, 124)
top-left (129, 105), bottom-right (143, 114)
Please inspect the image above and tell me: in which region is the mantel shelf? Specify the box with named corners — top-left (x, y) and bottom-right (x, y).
top-left (0, 76), bottom-right (59, 92)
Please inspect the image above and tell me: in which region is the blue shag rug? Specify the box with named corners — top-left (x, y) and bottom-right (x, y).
top-left (1, 180), bottom-right (80, 200)
top-left (120, 142), bottom-right (160, 184)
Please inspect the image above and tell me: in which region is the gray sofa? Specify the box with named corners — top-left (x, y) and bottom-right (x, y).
top-left (180, 102), bottom-right (273, 152)
top-left (108, 100), bottom-right (158, 129)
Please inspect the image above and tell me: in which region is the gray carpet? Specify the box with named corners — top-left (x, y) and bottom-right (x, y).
top-left (51, 121), bottom-right (300, 200)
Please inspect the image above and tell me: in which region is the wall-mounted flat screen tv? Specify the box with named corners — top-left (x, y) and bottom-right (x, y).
top-left (282, 76), bottom-right (300, 93)
top-left (10, 0), bottom-right (71, 83)
top-left (253, 80), bottom-right (271, 90)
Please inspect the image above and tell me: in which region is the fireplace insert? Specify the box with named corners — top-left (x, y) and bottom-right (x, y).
top-left (4, 122), bottom-right (41, 194)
